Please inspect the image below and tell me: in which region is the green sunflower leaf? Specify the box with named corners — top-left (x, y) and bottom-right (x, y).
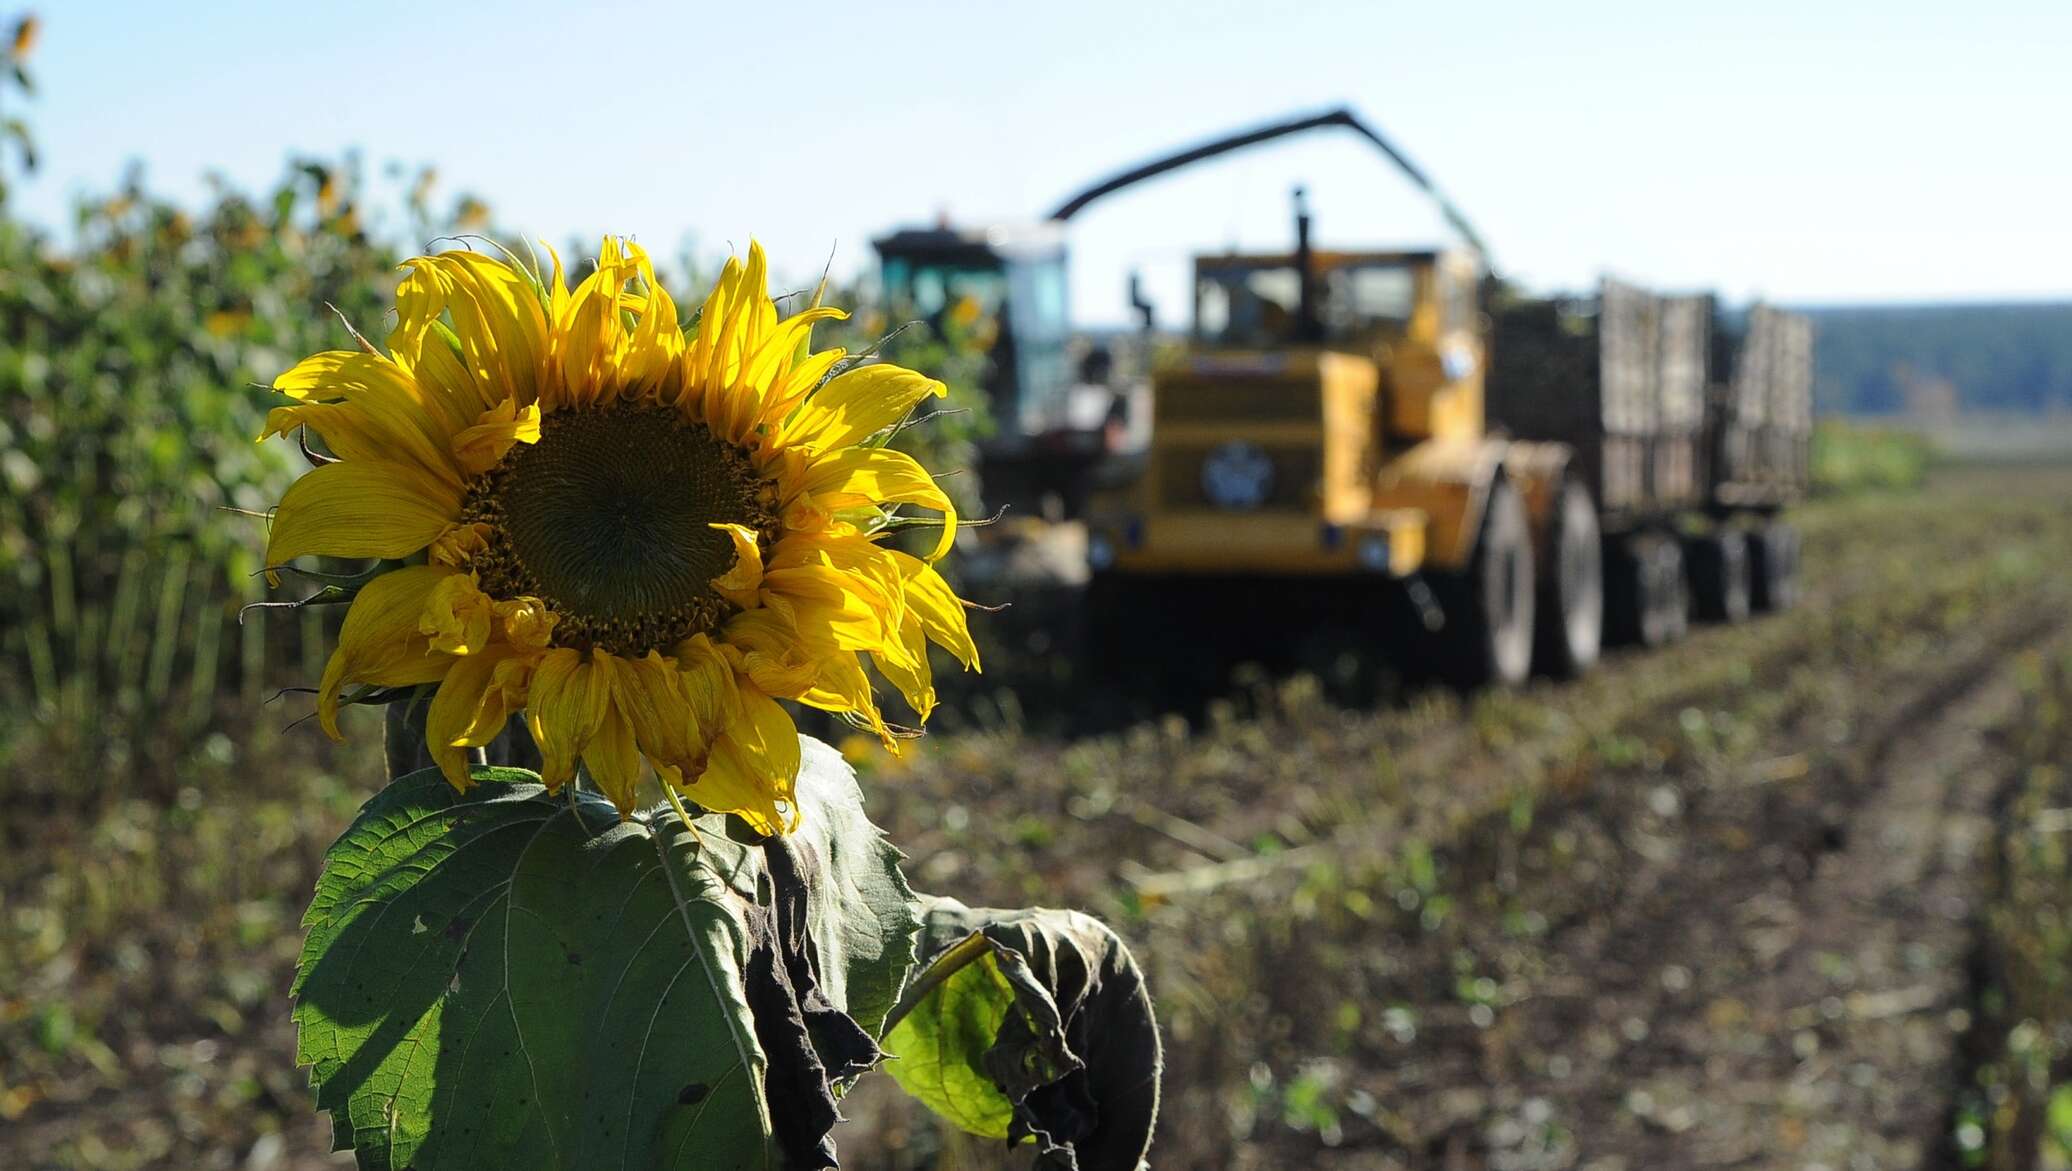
top-left (293, 738), bottom-right (920, 1171)
top-left (293, 767), bottom-right (769, 1170)
top-left (778, 737), bottom-right (923, 1043)
top-left (880, 898), bottom-right (1164, 1171)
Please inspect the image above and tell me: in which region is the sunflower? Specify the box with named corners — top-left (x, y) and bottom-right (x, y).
top-left (263, 239), bottom-right (978, 833)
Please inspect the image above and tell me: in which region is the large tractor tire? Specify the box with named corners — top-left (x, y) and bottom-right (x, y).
top-left (1533, 479), bottom-right (1604, 678)
top-left (1748, 521), bottom-right (1801, 612)
top-left (1431, 477), bottom-right (1535, 688)
top-left (1606, 533), bottom-right (1687, 648)
top-left (1687, 528), bottom-right (1753, 623)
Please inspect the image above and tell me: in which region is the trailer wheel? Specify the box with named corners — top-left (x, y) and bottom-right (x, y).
top-left (1433, 477), bottom-right (1535, 688)
top-left (1687, 529), bottom-right (1752, 623)
top-left (1652, 538), bottom-right (1690, 642)
top-left (1534, 479), bottom-right (1603, 677)
top-left (1749, 521), bottom-right (1800, 612)
top-left (1606, 533), bottom-right (1686, 647)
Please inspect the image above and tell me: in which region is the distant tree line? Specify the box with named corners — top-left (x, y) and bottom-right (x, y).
top-left (1800, 302), bottom-right (2072, 417)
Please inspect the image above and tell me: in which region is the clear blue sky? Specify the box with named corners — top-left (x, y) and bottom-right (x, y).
top-left (12, 0), bottom-right (2070, 324)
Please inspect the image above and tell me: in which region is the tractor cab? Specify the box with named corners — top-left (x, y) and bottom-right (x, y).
top-left (1094, 186), bottom-right (1506, 590)
top-left (1187, 231), bottom-right (1489, 447)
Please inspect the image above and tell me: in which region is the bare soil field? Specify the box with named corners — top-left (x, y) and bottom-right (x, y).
top-left (6, 465), bottom-right (2071, 1170)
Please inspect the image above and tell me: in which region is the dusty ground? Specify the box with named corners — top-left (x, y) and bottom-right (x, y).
top-left (5, 465), bottom-right (2071, 1169)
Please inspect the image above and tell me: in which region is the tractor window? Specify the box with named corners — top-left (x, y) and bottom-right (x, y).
top-left (1194, 266), bottom-right (1303, 348)
top-left (883, 258), bottom-right (1008, 321)
top-left (1322, 263), bottom-right (1415, 337)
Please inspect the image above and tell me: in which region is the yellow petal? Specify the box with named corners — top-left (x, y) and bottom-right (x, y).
top-left (494, 596), bottom-right (559, 650)
top-left (553, 241), bottom-right (634, 408)
top-left (740, 307), bottom-right (847, 400)
top-left (265, 351), bottom-right (469, 491)
top-left (429, 521), bottom-right (493, 568)
top-left (424, 645), bottom-right (529, 791)
top-left (710, 523), bottom-right (765, 610)
top-left (796, 446), bottom-right (959, 561)
top-left (418, 572), bottom-right (495, 655)
top-left (868, 608), bottom-right (936, 723)
top-left (769, 532), bottom-right (906, 612)
top-left (621, 243), bottom-right (686, 400)
top-left (583, 700), bottom-right (644, 817)
top-left (801, 648), bottom-right (892, 742)
top-left (450, 397), bottom-right (541, 476)
top-left (409, 251), bottom-right (549, 411)
top-left (266, 460), bottom-right (460, 568)
top-left (783, 363), bottom-right (945, 455)
top-left (524, 647), bottom-right (612, 790)
top-left (685, 255), bottom-right (744, 393)
top-left (313, 566), bottom-right (459, 740)
top-left (719, 607), bottom-right (822, 697)
top-left (387, 264), bottom-right (475, 410)
top-left (615, 651), bottom-right (707, 781)
top-left (756, 347), bottom-right (846, 431)
top-left (681, 685), bottom-right (801, 834)
top-left (888, 551), bottom-right (981, 670)
top-left (760, 564), bottom-right (892, 652)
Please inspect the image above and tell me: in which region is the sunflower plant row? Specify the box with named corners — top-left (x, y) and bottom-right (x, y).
top-left (269, 241), bottom-right (1161, 1169)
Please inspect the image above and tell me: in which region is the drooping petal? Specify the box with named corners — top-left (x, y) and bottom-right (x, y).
top-left (681, 684), bottom-right (801, 835)
top-left (887, 550), bottom-right (981, 670)
top-left (313, 566), bottom-right (460, 739)
top-left (800, 647), bottom-right (892, 741)
top-left (769, 531), bottom-right (907, 616)
top-left (867, 607), bottom-right (937, 723)
top-left (265, 460), bottom-right (460, 567)
top-left (524, 647), bottom-right (612, 790)
top-left (582, 700), bottom-right (645, 816)
top-left (615, 651), bottom-right (708, 782)
top-left (423, 644), bottom-right (531, 791)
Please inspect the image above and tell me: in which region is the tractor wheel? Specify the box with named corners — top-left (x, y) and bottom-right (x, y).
top-left (1749, 521), bottom-right (1801, 612)
top-left (1533, 479), bottom-right (1604, 678)
top-left (1606, 533), bottom-right (1686, 648)
top-left (1432, 477), bottom-right (1536, 688)
top-left (1081, 573), bottom-right (1148, 685)
top-left (1687, 529), bottom-right (1752, 623)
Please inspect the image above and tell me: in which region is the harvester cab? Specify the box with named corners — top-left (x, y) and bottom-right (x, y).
top-left (872, 221), bottom-right (1127, 520)
top-left (871, 222), bottom-right (1072, 447)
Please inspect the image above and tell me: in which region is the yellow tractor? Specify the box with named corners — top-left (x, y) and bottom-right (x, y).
top-left (1083, 188), bottom-right (1587, 687)
top-left (1082, 168), bottom-right (1813, 689)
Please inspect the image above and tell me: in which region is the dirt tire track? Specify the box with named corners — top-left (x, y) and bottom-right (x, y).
top-left (1451, 602), bottom-right (2069, 1169)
